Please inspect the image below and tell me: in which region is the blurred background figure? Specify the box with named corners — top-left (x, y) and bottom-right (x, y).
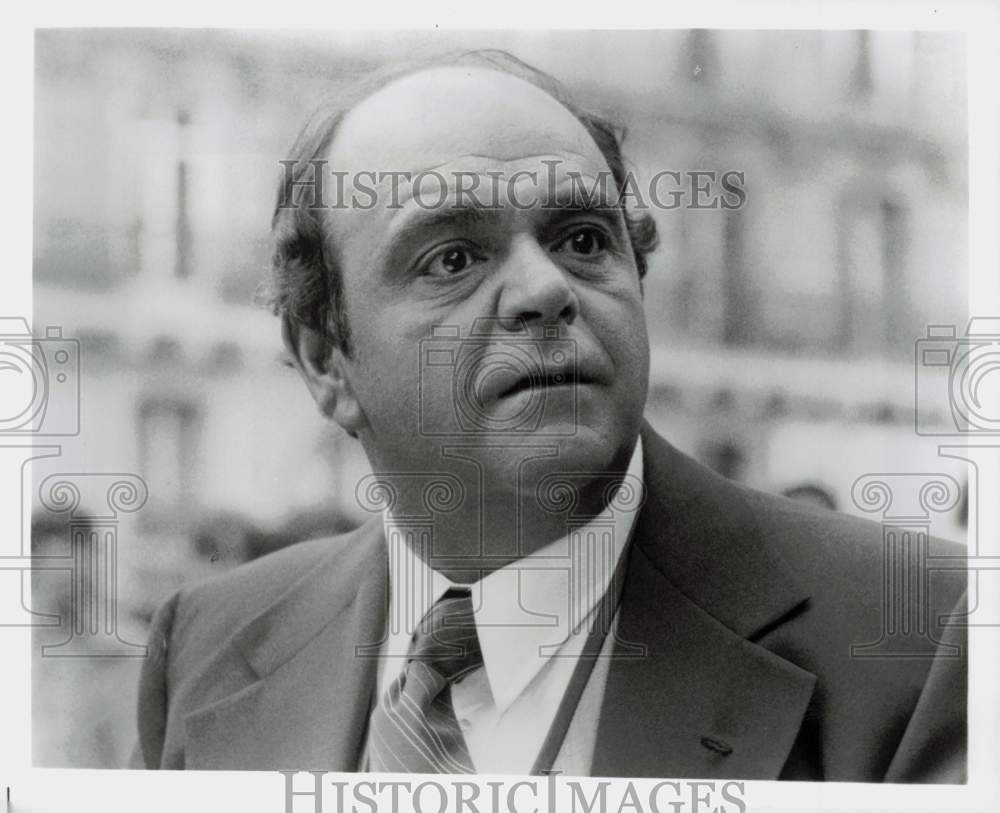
top-left (31, 29), bottom-right (968, 766)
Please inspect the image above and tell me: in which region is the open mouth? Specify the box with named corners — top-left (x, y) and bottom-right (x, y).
top-left (497, 371), bottom-right (580, 398)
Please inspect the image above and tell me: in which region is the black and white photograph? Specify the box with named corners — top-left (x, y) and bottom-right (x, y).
top-left (1, 6), bottom-right (998, 813)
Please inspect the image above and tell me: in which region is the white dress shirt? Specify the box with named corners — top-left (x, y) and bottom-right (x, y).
top-left (366, 437), bottom-right (644, 775)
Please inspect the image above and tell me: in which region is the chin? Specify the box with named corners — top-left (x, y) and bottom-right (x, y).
top-left (559, 425), bottom-right (630, 466)
top-left (511, 424), bottom-right (630, 480)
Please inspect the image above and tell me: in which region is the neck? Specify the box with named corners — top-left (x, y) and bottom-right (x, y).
top-left (377, 437), bottom-right (639, 583)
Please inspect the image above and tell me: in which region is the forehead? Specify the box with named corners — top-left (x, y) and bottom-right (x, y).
top-left (326, 66), bottom-right (608, 177)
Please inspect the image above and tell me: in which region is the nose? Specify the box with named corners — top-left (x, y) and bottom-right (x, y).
top-left (496, 236), bottom-right (579, 330)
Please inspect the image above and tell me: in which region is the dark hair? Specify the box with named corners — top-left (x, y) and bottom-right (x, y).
top-left (264, 49), bottom-right (659, 357)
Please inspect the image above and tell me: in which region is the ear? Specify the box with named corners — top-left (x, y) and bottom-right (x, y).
top-left (281, 316), bottom-right (366, 437)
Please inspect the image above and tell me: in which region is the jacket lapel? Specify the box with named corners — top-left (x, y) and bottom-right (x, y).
top-left (182, 423), bottom-right (816, 776)
top-left (590, 424), bottom-right (817, 778)
top-left (184, 520), bottom-right (389, 770)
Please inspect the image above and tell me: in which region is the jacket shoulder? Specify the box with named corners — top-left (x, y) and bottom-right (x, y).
top-left (167, 519), bottom-right (380, 662)
top-left (737, 483), bottom-right (966, 607)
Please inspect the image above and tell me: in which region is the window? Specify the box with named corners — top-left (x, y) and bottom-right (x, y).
top-left (836, 193), bottom-right (909, 356)
top-left (137, 397), bottom-right (200, 517)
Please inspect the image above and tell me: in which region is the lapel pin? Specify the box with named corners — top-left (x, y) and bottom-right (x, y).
top-left (700, 736), bottom-right (733, 756)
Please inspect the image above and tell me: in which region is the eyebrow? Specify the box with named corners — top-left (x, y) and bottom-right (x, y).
top-left (385, 202), bottom-right (495, 252)
top-left (384, 173), bottom-right (622, 236)
top-left (536, 180), bottom-right (628, 239)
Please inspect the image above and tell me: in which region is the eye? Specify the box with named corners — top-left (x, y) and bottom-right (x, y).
top-left (554, 226), bottom-right (609, 257)
top-left (420, 245), bottom-right (483, 278)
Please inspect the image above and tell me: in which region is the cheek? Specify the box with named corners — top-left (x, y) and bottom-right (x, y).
top-left (348, 317), bottom-right (416, 400)
top-left (583, 284), bottom-right (649, 355)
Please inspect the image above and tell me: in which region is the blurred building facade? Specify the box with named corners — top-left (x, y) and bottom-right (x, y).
top-left (30, 29), bottom-right (968, 766)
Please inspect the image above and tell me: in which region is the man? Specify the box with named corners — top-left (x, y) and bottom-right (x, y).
top-left (132, 51), bottom-right (967, 781)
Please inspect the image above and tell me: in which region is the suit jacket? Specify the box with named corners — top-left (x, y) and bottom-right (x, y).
top-left (133, 423), bottom-right (967, 780)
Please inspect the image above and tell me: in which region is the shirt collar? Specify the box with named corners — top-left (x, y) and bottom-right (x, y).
top-left (383, 436), bottom-right (644, 713)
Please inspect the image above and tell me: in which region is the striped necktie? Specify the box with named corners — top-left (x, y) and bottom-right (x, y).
top-left (368, 588), bottom-right (482, 773)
